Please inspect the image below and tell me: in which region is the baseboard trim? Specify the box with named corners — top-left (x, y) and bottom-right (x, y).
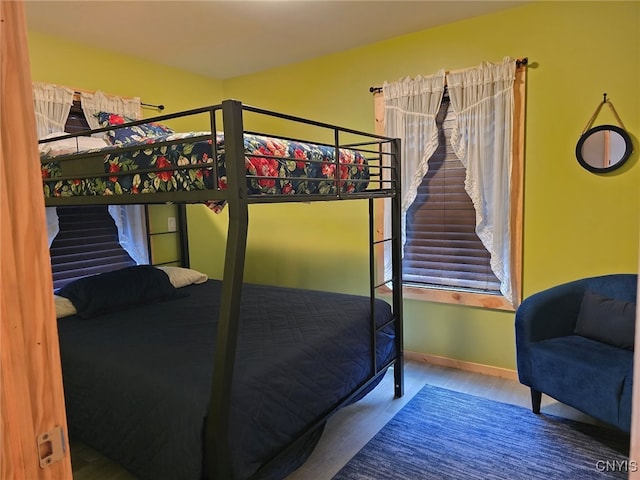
top-left (405, 351), bottom-right (519, 381)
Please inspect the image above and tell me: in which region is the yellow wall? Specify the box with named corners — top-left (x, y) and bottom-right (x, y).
top-left (28, 31), bottom-right (228, 269)
top-left (28, 31), bottom-right (224, 121)
top-left (28, 1), bottom-right (640, 371)
top-left (220, 1), bottom-right (640, 370)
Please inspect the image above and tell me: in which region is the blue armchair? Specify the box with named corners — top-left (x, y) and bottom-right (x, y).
top-left (515, 274), bottom-right (637, 433)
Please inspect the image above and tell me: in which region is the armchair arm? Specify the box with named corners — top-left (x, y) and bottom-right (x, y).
top-left (515, 278), bottom-right (588, 385)
top-left (515, 279), bottom-right (588, 345)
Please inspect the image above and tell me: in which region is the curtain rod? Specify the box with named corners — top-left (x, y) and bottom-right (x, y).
top-left (141, 102), bottom-right (165, 111)
top-left (72, 90), bottom-right (165, 111)
top-left (369, 57), bottom-right (529, 94)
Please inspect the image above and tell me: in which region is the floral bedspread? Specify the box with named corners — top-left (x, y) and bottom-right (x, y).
top-left (41, 132), bottom-right (370, 208)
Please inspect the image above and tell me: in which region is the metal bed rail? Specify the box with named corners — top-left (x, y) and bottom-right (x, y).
top-left (41, 100), bottom-right (397, 208)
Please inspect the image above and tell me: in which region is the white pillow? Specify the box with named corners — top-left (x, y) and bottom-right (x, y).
top-left (54, 294), bottom-right (77, 318)
top-left (156, 266), bottom-right (208, 288)
top-left (39, 133), bottom-right (108, 156)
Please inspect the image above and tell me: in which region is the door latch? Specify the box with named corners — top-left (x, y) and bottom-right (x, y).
top-left (37, 426), bottom-right (66, 468)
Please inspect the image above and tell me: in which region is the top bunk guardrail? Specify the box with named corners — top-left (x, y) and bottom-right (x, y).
top-left (40, 99), bottom-right (400, 208)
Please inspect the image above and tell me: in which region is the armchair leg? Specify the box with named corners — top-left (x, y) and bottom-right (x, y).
top-left (530, 389), bottom-right (542, 414)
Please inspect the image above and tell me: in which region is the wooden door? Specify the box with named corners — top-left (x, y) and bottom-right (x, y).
top-left (0, 1), bottom-right (73, 478)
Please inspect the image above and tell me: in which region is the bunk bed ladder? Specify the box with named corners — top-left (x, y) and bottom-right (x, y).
top-left (144, 204), bottom-right (190, 267)
top-left (390, 136), bottom-right (404, 397)
top-left (369, 137), bottom-right (403, 399)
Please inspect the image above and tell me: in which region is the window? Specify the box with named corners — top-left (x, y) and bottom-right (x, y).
top-left (403, 97), bottom-right (501, 293)
top-left (50, 206), bottom-right (135, 290)
top-left (375, 59), bottom-right (525, 311)
top-left (48, 100), bottom-right (143, 290)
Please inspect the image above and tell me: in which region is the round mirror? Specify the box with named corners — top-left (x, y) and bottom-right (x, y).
top-left (576, 124), bottom-right (633, 173)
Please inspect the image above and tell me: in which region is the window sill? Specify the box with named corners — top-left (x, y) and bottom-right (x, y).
top-left (379, 284), bottom-right (515, 312)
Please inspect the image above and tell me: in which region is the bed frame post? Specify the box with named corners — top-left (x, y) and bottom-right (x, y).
top-left (178, 204), bottom-right (190, 268)
top-left (391, 137), bottom-right (404, 398)
top-left (205, 99), bottom-right (249, 480)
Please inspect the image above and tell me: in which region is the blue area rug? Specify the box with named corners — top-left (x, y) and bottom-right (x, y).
top-left (333, 384), bottom-right (630, 480)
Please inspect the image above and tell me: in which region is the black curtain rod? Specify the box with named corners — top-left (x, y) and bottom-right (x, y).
top-left (369, 57), bottom-right (529, 94)
top-left (142, 102), bottom-right (165, 111)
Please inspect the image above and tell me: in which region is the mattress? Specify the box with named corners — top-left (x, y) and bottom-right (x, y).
top-left (41, 132), bottom-right (371, 202)
top-left (57, 279), bottom-right (396, 480)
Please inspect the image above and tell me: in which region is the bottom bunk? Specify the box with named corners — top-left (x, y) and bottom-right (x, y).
top-left (55, 265), bottom-right (398, 480)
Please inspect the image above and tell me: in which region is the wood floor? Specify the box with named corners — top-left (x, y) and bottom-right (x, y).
top-left (70, 359), bottom-right (600, 480)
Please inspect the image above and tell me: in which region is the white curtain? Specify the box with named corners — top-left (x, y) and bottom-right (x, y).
top-left (33, 82), bottom-right (74, 246)
top-left (80, 90), bottom-right (142, 127)
top-left (446, 57), bottom-right (516, 303)
top-left (382, 70), bottom-right (445, 280)
top-left (80, 91), bottom-right (149, 265)
top-left (33, 81), bottom-right (74, 138)
top-left (107, 204), bottom-right (149, 266)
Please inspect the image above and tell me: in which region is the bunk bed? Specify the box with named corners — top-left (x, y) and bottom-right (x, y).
top-left (41, 99), bottom-right (403, 480)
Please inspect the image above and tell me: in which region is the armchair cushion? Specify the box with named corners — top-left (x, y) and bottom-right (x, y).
top-left (529, 335), bottom-right (633, 429)
top-left (574, 289), bottom-right (636, 350)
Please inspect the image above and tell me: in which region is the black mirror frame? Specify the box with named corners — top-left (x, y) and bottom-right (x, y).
top-left (576, 124), bottom-right (634, 173)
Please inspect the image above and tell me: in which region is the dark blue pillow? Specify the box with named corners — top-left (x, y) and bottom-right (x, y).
top-left (58, 265), bottom-right (183, 319)
top-left (574, 289), bottom-right (636, 350)
top-left (95, 112), bottom-right (174, 145)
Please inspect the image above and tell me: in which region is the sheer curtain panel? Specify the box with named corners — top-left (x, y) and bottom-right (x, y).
top-left (33, 81), bottom-right (74, 137)
top-left (107, 204), bottom-right (149, 266)
top-left (447, 57), bottom-right (516, 303)
top-left (80, 90), bottom-right (142, 126)
top-left (32, 82), bottom-right (74, 245)
top-left (382, 70), bottom-right (445, 280)
top-left (80, 90), bottom-right (149, 265)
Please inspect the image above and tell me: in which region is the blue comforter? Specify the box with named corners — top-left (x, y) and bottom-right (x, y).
top-left (57, 280), bottom-right (395, 479)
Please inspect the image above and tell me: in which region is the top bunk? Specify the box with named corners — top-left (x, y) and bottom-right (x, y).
top-left (40, 99), bottom-right (400, 208)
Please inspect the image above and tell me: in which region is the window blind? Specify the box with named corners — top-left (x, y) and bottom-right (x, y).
top-left (403, 99), bottom-right (500, 293)
top-left (49, 207), bottom-right (135, 290)
top-left (65, 100), bottom-right (89, 133)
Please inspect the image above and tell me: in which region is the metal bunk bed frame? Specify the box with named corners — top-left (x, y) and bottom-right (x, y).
top-left (42, 99), bottom-right (403, 480)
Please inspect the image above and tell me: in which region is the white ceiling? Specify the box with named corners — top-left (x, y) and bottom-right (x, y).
top-left (25, 0), bottom-right (527, 80)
